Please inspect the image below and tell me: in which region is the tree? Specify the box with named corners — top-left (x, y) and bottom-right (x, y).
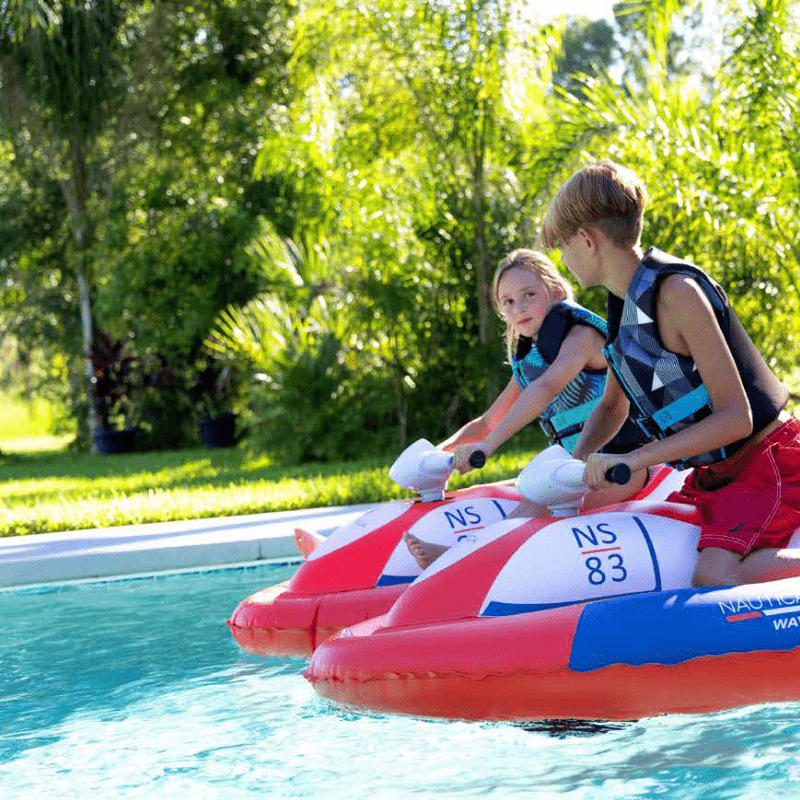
top-left (250, 0), bottom-right (556, 439)
top-left (612, 0), bottom-right (704, 86)
top-left (0, 1), bottom-right (296, 447)
top-left (553, 16), bottom-right (617, 97)
top-left (526, 0), bottom-right (800, 372)
top-left (0, 0), bottom-right (133, 444)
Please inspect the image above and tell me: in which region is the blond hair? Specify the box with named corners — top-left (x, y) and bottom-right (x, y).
top-left (540, 160), bottom-right (647, 249)
top-left (492, 248), bottom-right (573, 356)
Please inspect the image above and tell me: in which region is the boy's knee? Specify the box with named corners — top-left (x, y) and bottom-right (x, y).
top-left (692, 548), bottom-right (741, 587)
top-left (691, 568), bottom-right (729, 588)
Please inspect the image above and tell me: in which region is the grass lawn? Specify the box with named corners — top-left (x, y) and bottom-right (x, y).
top-left (0, 442), bottom-right (543, 537)
top-left (0, 393), bottom-right (73, 453)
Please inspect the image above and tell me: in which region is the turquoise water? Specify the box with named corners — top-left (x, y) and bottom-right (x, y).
top-left (2, 563), bottom-right (800, 799)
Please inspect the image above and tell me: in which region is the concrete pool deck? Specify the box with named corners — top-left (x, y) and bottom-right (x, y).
top-left (0, 503), bottom-right (376, 589)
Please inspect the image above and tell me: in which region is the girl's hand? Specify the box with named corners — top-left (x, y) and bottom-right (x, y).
top-left (583, 452), bottom-right (633, 489)
top-left (453, 443), bottom-right (493, 474)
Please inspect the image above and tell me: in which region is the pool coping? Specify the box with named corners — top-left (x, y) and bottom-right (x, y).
top-left (0, 504), bottom-right (376, 589)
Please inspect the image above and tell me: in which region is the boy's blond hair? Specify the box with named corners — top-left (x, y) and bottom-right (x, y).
top-left (540, 160), bottom-right (647, 249)
top-left (492, 248), bottom-right (573, 355)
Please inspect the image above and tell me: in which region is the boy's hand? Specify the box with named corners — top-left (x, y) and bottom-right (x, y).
top-left (453, 443), bottom-right (493, 474)
top-left (583, 452), bottom-right (633, 489)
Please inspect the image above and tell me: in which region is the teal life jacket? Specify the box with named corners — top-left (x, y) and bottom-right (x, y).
top-left (511, 301), bottom-right (608, 453)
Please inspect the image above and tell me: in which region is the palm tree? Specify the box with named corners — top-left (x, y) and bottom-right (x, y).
top-left (0, 0), bottom-right (128, 445)
top-left (525, 0), bottom-right (800, 370)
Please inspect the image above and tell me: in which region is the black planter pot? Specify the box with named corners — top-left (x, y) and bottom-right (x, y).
top-left (94, 427), bottom-right (137, 455)
top-left (199, 412), bottom-right (237, 448)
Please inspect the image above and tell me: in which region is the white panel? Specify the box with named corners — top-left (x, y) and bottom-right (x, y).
top-left (307, 501), bottom-right (411, 561)
top-left (640, 467), bottom-right (687, 502)
top-left (480, 511), bottom-right (700, 614)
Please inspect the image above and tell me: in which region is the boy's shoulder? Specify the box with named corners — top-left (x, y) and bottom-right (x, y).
top-left (636, 247), bottom-right (727, 307)
top-left (658, 272), bottom-right (707, 302)
top-left (655, 275), bottom-right (721, 350)
top-left (641, 247), bottom-right (702, 276)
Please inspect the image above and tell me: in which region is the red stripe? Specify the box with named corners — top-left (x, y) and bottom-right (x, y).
top-left (581, 546), bottom-right (622, 554)
top-left (725, 612), bottom-right (762, 622)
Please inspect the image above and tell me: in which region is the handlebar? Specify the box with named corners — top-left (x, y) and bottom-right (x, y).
top-left (468, 450), bottom-right (486, 469)
top-left (604, 463), bottom-right (631, 485)
top-left (468, 450), bottom-right (623, 479)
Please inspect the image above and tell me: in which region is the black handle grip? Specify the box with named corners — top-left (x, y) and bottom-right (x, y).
top-left (605, 463), bottom-right (631, 485)
top-left (469, 450), bottom-right (486, 469)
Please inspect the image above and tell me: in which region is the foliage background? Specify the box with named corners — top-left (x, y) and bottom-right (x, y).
top-left (0, 0), bottom-right (798, 463)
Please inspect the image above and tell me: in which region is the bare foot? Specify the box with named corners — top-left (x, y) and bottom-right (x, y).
top-left (402, 532), bottom-right (450, 569)
top-left (294, 527), bottom-right (325, 559)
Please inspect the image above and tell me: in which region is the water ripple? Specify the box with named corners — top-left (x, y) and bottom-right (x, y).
top-left (2, 564), bottom-right (800, 798)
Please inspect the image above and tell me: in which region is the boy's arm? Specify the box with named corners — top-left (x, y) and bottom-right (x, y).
top-left (584, 275), bottom-right (754, 487)
top-left (453, 325), bottom-right (605, 473)
top-left (571, 371), bottom-right (631, 461)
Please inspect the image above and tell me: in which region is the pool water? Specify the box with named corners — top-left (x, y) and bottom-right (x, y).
top-left (2, 563), bottom-right (800, 799)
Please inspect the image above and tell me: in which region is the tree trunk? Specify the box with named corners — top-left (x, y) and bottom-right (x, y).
top-left (64, 141), bottom-right (100, 451)
top-left (76, 260), bottom-right (99, 449)
top-left (471, 124), bottom-right (498, 405)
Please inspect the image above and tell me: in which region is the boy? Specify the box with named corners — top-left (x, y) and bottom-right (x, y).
top-left (540, 160), bottom-right (800, 587)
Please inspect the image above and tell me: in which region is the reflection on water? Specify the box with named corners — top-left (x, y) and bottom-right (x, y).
top-left (517, 718), bottom-right (632, 738)
top-left (1, 563), bottom-right (800, 799)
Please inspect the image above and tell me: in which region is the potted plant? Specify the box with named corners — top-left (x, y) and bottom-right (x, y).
top-left (89, 332), bottom-right (140, 454)
top-left (193, 362), bottom-right (238, 448)
top-left (133, 352), bottom-right (198, 451)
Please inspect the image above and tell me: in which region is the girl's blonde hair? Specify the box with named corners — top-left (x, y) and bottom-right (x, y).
top-left (540, 160), bottom-right (647, 249)
top-left (492, 248), bottom-right (573, 356)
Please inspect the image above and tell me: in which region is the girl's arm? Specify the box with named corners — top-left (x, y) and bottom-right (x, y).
top-left (453, 325), bottom-right (606, 473)
top-left (439, 378), bottom-right (522, 451)
top-left (583, 275), bottom-right (753, 487)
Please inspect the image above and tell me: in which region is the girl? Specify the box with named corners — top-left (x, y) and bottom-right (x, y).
top-left (404, 248), bottom-right (644, 568)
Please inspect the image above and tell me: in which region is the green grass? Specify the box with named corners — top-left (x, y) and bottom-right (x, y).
top-left (0, 393), bottom-right (71, 451)
top-left (0, 444), bottom-right (542, 537)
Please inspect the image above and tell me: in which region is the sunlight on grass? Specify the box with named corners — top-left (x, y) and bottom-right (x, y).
top-left (0, 446), bottom-right (539, 537)
top-left (0, 435), bottom-right (73, 453)
top-left (0, 393), bottom-right (72, 447)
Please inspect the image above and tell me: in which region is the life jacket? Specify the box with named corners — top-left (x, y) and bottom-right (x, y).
top-left (512, 301), bottom-right (607, 453)
top-left (604, 248), bottom-right (789, 469)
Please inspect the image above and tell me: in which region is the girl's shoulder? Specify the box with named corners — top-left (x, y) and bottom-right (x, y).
top-left (537, 301), bottom-right (607, 364)
top-left (548, 300), bottom-right (607, 337)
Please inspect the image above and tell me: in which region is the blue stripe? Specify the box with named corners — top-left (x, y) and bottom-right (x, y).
top-left (568, 585), bottom-right (800, 671)
top-left (491, 499), bottom-right (508, 518)
top-left (633, 515), bottom-right (661, 592)
top-left (558, 433), bottom-right (581, 453)
top-left (482, 591), bottom-right (653, 617)
top-left (375, 574), bottom-right (416, 587)
top-left (549, 398), bottom-right (602, 433)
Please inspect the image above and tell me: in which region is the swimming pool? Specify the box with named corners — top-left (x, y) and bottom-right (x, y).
top-left (2, 562), bottom-right (799, 799)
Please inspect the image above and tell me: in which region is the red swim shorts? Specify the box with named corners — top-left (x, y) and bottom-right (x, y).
top-left (666, 417), bottom-right (800, 556)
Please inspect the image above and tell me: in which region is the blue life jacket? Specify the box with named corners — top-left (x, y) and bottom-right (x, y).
top-left (511, 301), bottom-right (608, 453)
top-left (604, 248), bottom-right (788, 469)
